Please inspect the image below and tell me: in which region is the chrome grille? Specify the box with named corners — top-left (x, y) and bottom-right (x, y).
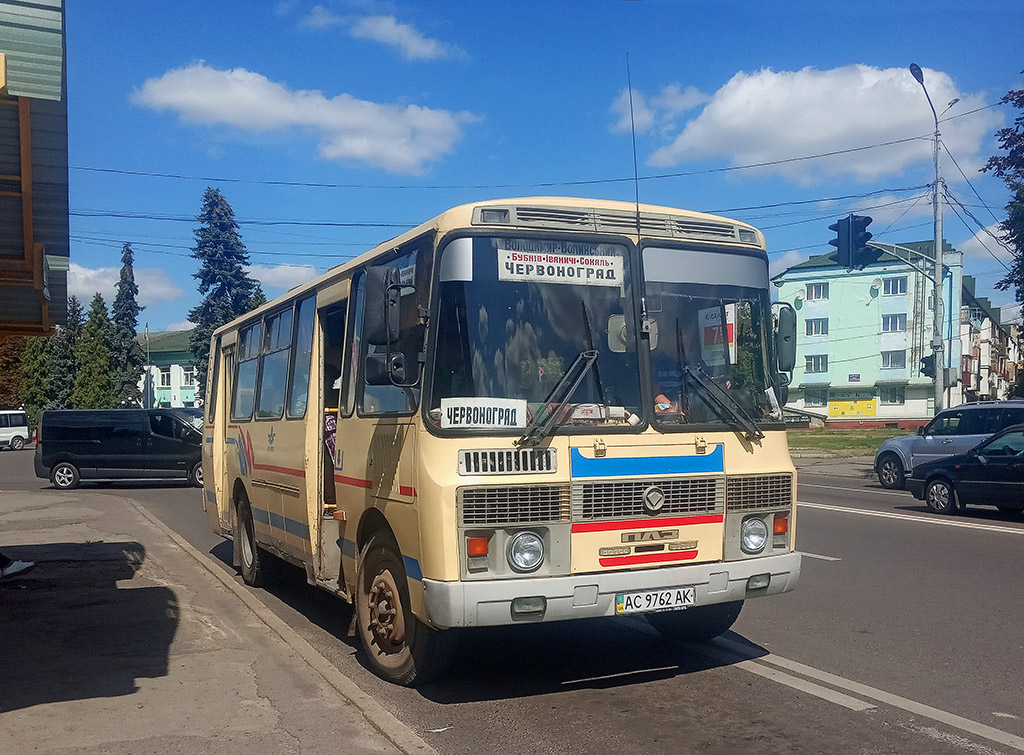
top-left (459, 448), bottom-right (556, 475)
top-left (572, 476), bottom-right (724, 521)
top-left (726, 474), bottom-right (793, 511)
top-left (459, 485), bottom-right (570, 526)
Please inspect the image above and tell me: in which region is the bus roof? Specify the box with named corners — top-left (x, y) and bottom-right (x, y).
top-left (214, 196), bottom-right (765, 337)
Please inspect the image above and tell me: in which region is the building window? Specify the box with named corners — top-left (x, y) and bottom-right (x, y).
top-left (804, 388), bottom-right (828, 407)
top-left (882, 313), bottom-right (907, 332)
top-left (805, 318), bottom-right (828, 336)
top-left (806, 282), bottom-right (829, 301)
top-left (969, 306), bottom-right (985, 322)
top-left (881, 350), bottom-right (906, 369)
top-left (805, 354), bottom-right (828, 373)
top-left (883, 277), bottom-right (908, 296)
top-left (880, 386), bottom-right (906, 405)
top-left (159, 367), bottom-right (171, 388)
top-left (181, 365), bottom-right (195, 387)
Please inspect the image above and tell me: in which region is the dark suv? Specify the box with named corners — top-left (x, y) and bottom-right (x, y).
top-left (874, 400), bottom-right (1024, 489)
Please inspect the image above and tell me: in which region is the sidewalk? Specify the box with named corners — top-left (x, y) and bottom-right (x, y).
top-left (0, 488), bottom-right (432, 755)
top-left (792, 454), bottom-right (876, 480)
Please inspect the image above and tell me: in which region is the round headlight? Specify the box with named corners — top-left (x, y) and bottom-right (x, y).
top-left (740, 517), bottom-right (769, 554)
top-left (507, 531), bottom-right (544, 572)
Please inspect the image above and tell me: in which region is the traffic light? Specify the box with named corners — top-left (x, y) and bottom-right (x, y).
top-left (920, 353), bottom-right (936, 379)
top-left (828, 216), bottom-right (851, 267)
top-left (850, 215), bottom-right (873, 269)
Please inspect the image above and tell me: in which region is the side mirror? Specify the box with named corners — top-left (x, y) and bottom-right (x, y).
top-left (364, 266), bottom-right (402, 346)
top-left (916, 426), bottom-right (926, 436)
top-left (775, 304), bottom-right (797, 373)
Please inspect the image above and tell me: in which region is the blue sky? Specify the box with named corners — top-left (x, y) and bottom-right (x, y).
top-left (66, 1), bottom-right (1024, 331)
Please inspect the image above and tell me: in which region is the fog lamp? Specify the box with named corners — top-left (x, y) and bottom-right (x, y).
top-left (747, 573), bottom-right (771, 590)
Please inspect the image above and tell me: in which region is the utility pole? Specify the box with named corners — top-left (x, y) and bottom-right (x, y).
top-left (910, 63), bottom-right (949, 413)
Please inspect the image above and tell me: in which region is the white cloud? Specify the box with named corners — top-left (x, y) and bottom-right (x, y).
top-left (301, 4), bottom-right (344, 29)
top-left (611, 84), bottom-right (708, 134)
top-left (131, 63), bottom-right (477, 174)
top-left (958, 223), bottom-right (1014, 264)
top-left (770, 249), bottom-right (805, 278)
top-left (247, 263), bottom-right (320, 292)
top-left (68, 263), bottom-right (185, 308)
top-left (643, 65), bottom-right (1002, 185)
top-left (164, 320), bottom-right (193, 332)
top-left (349, 15), bottom-right (462, 60)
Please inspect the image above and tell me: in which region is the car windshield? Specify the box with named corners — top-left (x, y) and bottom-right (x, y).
top-left (642, 245), bottom-right (778, 431)
top-left (428, 236), bottom-right (641, 433)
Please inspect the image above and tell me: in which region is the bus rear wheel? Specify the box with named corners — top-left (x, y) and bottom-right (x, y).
top-left (356, 532), bottom-right (452, 686)
top-left (646, 601), bottom-right (743, 642)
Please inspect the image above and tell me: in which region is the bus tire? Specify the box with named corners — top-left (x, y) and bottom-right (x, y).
top-left (189, 461), bottom-right (204, 488)
top-left (51, 461), bottom-right (80, 490)
top-left (237, 497), bottom-right (265, 587)
top-left (356, 532), bottom-right (452, 686)
top-left (646, 600), bottom-right (743, 642)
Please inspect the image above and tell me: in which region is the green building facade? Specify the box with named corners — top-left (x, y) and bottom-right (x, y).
top-left (136, 329), bottom-right (198, 409)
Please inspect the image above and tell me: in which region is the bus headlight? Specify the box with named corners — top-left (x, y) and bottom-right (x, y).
top-left (740, 517), bottom-right (769, 554)
top-left (507, 531), bottom-right (544, 573)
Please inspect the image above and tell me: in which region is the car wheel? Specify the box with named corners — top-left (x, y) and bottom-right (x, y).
top-left (356, 531), bottom-right (453, 686)
top-left (10, 435), bottom-right (25, 451)
top-left (51, 462), bottom-right (80, 490)
top-left (925, 478), bottom-right (957, 514)
top-left (646, 601), bottom-right (744, 642)
top-left (189, 461), bottom-right (204, 488)
top-left (237, 497), bottom-right (265, 587)
top-left (876, 453), bottom-right (906, 490)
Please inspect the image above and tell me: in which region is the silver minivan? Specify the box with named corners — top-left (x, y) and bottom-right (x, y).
top-left (874, 400), bottom-right (1024, 489)
top-left (0, 409), bottom-right (30, 450)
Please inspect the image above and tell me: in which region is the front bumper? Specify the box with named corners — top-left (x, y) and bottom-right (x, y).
top-left (421, 551), bottom-right (801, 628)
top-left (907, 478), bottom-right (926, 500)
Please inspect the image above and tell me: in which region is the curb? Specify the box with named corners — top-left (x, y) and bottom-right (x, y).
top-left (127, 498), bottom-right (437, 755)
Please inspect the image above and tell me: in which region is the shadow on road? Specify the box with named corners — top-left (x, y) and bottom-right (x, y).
top-left (0, 541), bottom-right (179, 714)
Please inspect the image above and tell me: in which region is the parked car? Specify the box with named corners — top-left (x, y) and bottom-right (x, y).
top-left (907, 424), bottom-right (1024, 514)
top-left (0, 409), bottom-right (30, 450)
top-left (169, 407), bottom-right (204, 431)
top-left (874, 400), bottom-right (1024, 489)
top-left (34, 409), bottom-right (203, 490)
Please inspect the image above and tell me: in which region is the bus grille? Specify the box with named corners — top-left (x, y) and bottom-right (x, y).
top-left (726, 474), bottom-right (793, 511)
top-left (459, 485), bottom-right (570, 526)
top-left (572, 477), bottom-right (725, 521)
top-left (459, 448), bottom-right (556, 475)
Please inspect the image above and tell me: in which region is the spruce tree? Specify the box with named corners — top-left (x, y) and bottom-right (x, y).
top-left (250, 283), bottom-right (268, 310)
top-left (0, 336), bottom-right (27, 408)
top-left (111, 242), bottom-right (146, 406)
top-left (45, 325), bottom-right (76, 409)
top-left (72, 293), bottom-right (116, 409)
top-left (18, 336), bottom-right (50, 423)
top-left (187, 187), bottom-right (257, 399)
top-left (65, 295), bottom-right (85, 346)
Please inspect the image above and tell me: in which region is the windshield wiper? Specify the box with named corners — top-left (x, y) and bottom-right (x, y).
top-left (683, 364), bottom-right (764, 442)
top-left (516, 350), bottom-right (599, 447)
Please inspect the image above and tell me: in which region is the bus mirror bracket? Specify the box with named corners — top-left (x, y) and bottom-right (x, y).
top-left (365, 353), bottom-right (408, 386)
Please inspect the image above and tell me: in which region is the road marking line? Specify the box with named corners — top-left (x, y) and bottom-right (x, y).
top-left (713, 637), bottom-right (1024, 752)
top-left (798, 501), bottom-right (1024, 535)
top-left (801, 482), bottom-right (910, 498)
top-left (799, 551), bottom-right (842, 562)
top-left (689, 643), bottom-right (875, 711)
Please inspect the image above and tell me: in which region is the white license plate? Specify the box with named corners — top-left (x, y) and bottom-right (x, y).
top-left (615, 586), bottom-right (696, 615)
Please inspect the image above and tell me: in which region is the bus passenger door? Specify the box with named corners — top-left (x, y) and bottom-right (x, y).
top-left (209, 344), bottom-right (234, 535)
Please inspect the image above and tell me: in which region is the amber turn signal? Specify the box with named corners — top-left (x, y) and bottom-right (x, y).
top-left (773, 516), bottom-right (789, 535)
top-left (466, 536), bottom-right (490, 557)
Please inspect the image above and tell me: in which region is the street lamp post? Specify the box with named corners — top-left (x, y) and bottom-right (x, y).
top-left (909, 63), bottom-right (946, 412)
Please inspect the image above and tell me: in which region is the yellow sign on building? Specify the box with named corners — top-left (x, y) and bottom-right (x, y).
top-left (829, 390), bottom-right (877, 418)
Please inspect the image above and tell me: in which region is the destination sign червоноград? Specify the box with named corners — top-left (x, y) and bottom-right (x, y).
top-left (498, 249), bottom-right (622, 287)
top-left (440, 398), bottom-right (528, 429)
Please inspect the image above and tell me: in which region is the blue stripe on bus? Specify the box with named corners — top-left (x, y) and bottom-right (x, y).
top-left (569, 445), bottom-right (724, 477)
top-left (337, 536), bottom-right (421, 581)
top-left (250, 505), bottom-right (310, 540)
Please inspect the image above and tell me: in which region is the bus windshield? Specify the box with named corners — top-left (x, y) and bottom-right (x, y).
top-left (428, 235), bottom-right (641, 432)
top-left (642, 245), bottom-right (777, 431)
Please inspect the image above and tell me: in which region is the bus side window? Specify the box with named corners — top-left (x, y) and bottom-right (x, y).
top-left (288, 296), bottom-right (316, 419)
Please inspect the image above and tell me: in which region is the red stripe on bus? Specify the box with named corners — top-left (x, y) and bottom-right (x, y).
top-left (599, 550), bottom-right (699, 567)
top-left (335, 474), bottom-right (373, 489)
top-left (571, 514), bottom-right (724, 534)
top-left (253, 464), bottom-right (306, 477)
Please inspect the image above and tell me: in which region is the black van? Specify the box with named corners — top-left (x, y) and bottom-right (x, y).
top-left (34, 409), bottom-right (203, 490)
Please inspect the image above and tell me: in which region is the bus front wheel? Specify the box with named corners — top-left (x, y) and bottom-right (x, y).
top-left (646, 600), bottom-right (743, 642)
top-left (355, 532), bottom-right (452, 686)
top-left (237, 498), bottom-right (265, 587)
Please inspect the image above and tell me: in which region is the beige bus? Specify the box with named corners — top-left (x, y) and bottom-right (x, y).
top-left (202, 197), bottom-right (801, 685)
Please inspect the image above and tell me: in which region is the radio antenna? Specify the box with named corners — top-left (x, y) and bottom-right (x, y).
top-left (626, 53), bottom-right (642, 238)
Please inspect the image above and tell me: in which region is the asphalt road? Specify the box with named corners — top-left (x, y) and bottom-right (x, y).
top-left (6, 448), bottom-right (1024, 754)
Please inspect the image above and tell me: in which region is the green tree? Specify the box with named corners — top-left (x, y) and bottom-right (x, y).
top-left (983, 74), bottom-right (1024, 303)
top-left (111, 242), bottom-right (146, 406)
top-left (65, 295), bottom-right (85, 345)
top-left (187, 187), bottom-right (258, 399)
top-left (18, 336), bottom-right (50, 424)
top-left (250, 283), bottom-right (268, 310)
top-left (45, 325), bottom-right (77, 409)
top-left (72, 293), bottom-right (116, 409)
top-left (0, 336), bottom-right (27, 408)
